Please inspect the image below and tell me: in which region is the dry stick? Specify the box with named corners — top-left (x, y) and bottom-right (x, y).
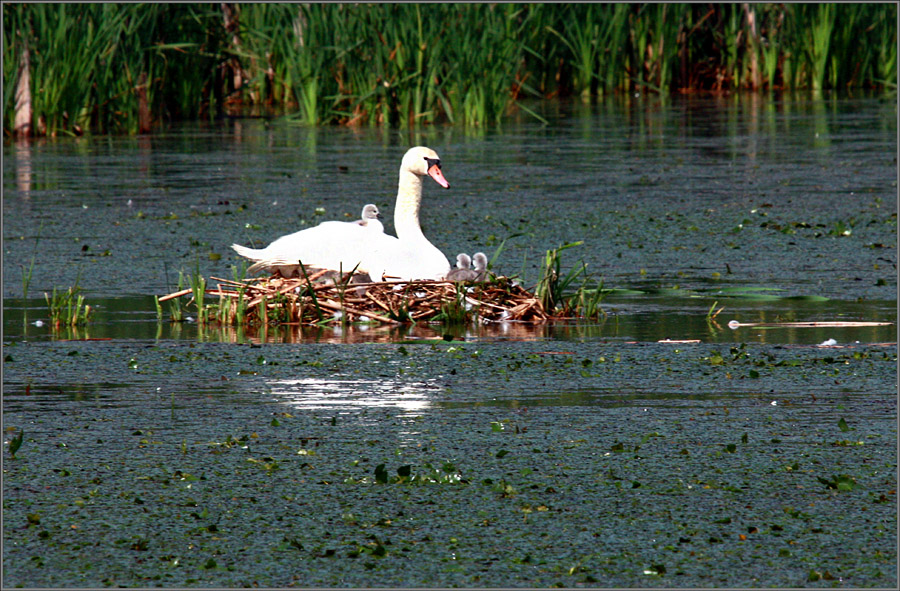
top-left (158, 288), bottom-right (193, 302)
top-left (246, 279), bottom-right (311, 308)
top-left (730, 320), bottom-right (893, 328)
top-left (365, 291), bottom-right (394, 313)
top-left (208, 276), bottom-right (255, 288)
top-left (315, 298), bottom-right (397, 324)
top-left (465, 296), bottom-right (507, 311)
top-left (366, 291), bottom-right (394, 314)
top-left (206, 289), bottom-right (240, 298)
top-left (340, 278), bottom-right (457, 290)
top-left (209, 275), bottom-right (271, 290)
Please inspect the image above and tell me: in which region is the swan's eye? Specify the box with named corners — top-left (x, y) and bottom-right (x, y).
top-left (424, 157), bottom-right (441, 169)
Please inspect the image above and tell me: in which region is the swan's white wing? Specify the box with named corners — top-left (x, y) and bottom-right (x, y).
top-left (234, 221), bottom-right (396, 275)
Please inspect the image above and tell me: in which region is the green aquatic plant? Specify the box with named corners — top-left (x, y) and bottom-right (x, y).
top-left (3, 3), bottom-right (221, 135)
top-left (298, 262), bottom-right (324, 324)
top-left (570, 280), bottom-right (607, 319)
top-left (8, 429), bottom-right (24, 458)
top-left (44, 286), bottom-right (92, 328)
top-left (20, 222), bottom-right (42, 302)
top-left (4, 3), bottom-right (896, 135)
top-left (188, 261), bottom-right (208, 323)
top-left (354, 461), bottom-right (464, 486)
top-left (167, 270), bottom-right (186, 323)
top-left (387, 301), bottom-right (413, 324)
top-left (533, 241), bottom-right (584, 313)
top-left (816, 473), bottom-right (857, 492)
top-left (230, 262), bottom-right (249, 325)
top-left (435, 283), bottom-right (470, 325)
top-left (44, 270), bottom-right (92, 328)
top-left (487, 233), bottom-right (522, 274)
top-left (706, 300), bottom-right (725, 321)
top-left (332, 263), bottom-right (362, 328)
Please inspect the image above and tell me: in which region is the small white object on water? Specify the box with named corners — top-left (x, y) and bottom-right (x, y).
top-left (358, 315), bottom-right (369, 322)
top-left (727, 320), bottom-right (740, 330)
top-left (32, 320), bottom-right (44, 327)
top-left (333, 310), bottom-right (343, 321)
top-left (127, 199), bottom-right (133, 207)
top-left (770, 400), bottom-right (777, 406)
top-left (819, 338), bottom-right (838, 346)
top-left (186, 316), bottom-right (195, 323)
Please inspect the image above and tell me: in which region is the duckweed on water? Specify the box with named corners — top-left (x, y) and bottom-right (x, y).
top-left (3, 334), bottom-right (895, 587)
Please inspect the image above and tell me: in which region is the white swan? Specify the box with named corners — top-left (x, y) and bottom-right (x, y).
top-left (232, 146), bottom-right (451, 280)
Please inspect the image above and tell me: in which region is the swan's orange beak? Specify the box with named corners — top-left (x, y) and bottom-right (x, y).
top-left (427, 163), bottom-right (450, 189)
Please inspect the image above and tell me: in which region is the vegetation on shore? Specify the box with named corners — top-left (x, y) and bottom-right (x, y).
top-left (4, 3), bottom-right (896, 136)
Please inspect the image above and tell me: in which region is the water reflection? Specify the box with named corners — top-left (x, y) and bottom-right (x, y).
top-left (269, 376), bottom-right (437, 416)
top-left (435, 387), bottom-right (767, 410)
top-left (14, 139), bottom-right (31, 198)
top-left (268, 375), bottom-right (441, 446)
top-left (2, 381), bottom-right (131, 412)
top-left (3, 292), bottom-right (895, 345)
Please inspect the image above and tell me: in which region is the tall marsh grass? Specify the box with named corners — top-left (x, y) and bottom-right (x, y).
top-left (4, 3), bottom-right (896, 136)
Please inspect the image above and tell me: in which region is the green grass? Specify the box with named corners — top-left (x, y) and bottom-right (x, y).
top-left (435, 284), bottom-right (471, 325)
top-left (6, 3), bottom-right (894, 135)
top-left (44, 283), bottom-right (91, 329)
top-left (533, 242), bottom-right (585, 314)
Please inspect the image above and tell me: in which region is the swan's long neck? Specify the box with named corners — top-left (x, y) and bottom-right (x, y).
top-left (394, 169), bottom-right (426, 242)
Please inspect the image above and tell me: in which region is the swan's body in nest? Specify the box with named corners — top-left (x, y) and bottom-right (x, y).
top-left (232, 147), bottom-right (451, 280)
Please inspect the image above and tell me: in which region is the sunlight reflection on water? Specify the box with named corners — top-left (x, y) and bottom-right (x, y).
top-left (268, 376), bottom-right (438, 416)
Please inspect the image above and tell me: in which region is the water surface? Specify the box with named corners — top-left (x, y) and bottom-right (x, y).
top-left (2, 94), bottom-right (896, 588)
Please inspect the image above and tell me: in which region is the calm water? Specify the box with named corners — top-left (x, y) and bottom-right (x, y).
top-left (2, 93), bottom-right (896, 344)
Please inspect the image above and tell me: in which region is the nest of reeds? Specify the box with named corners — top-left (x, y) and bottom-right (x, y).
top-left (159, 269), bottom-right (551, 326)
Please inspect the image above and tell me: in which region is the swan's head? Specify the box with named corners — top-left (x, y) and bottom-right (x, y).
top-left (455, 253), bottom-right (471, 270)
top-left (472, 252), bottom-right (487, 271)
top-left (402, 146), bottom-right (450, 189)
top-left (361, 203), bottom-right (382, 220)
